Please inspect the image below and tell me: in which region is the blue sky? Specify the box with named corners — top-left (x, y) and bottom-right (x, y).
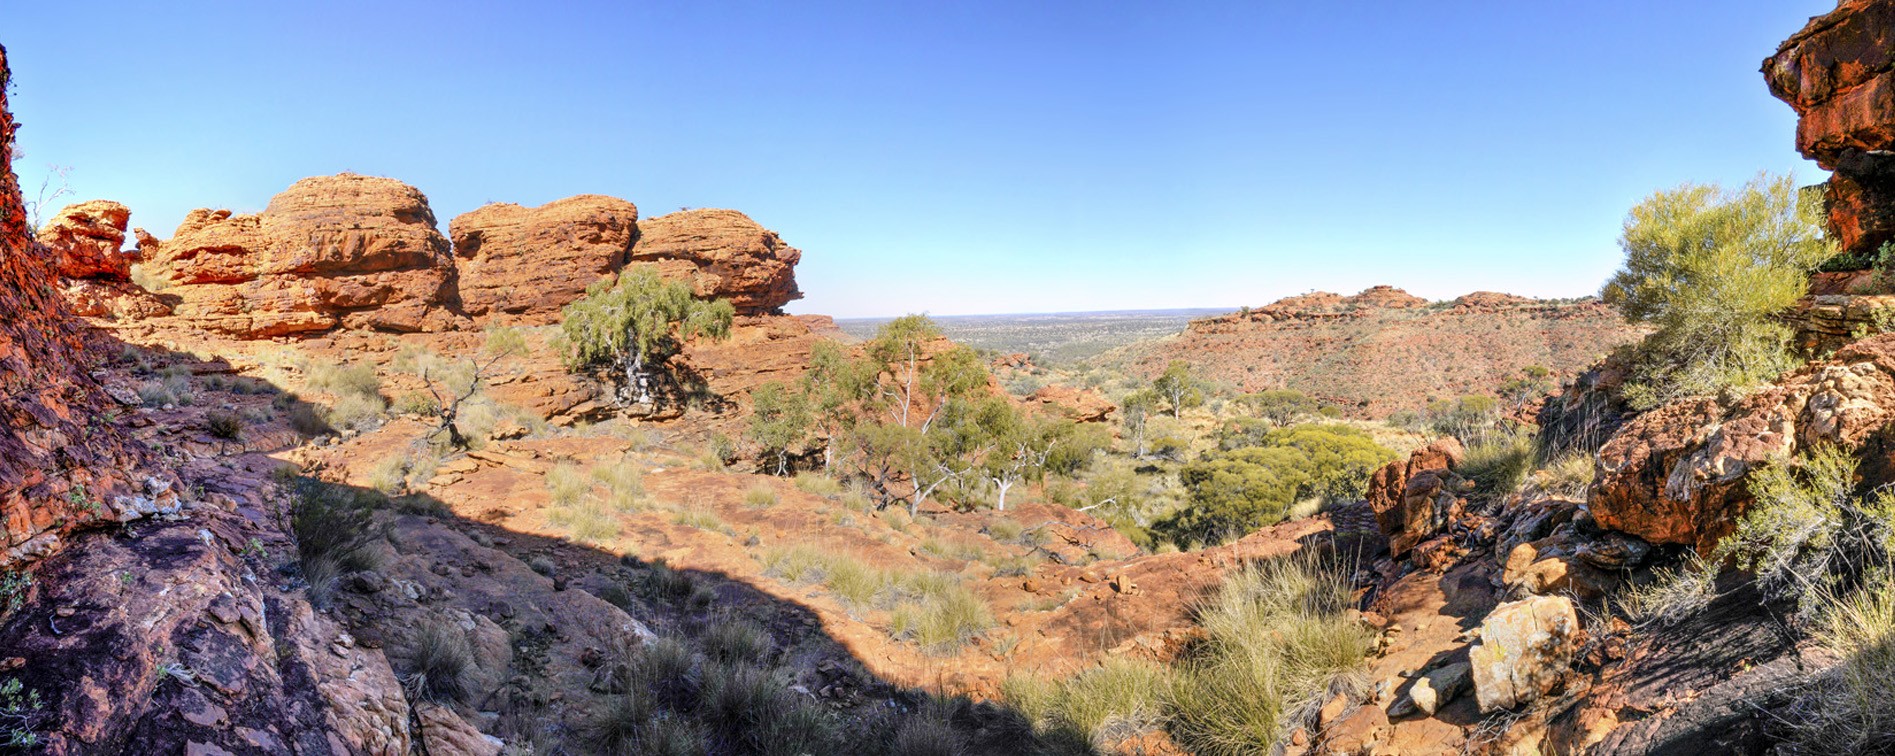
top-left (4, 1), bottom-right (1832, 317)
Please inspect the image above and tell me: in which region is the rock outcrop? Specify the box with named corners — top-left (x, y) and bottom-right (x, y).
top-left (1469, 596), bottom-right (1580, 713)
top-left (450, 195), bottom-right (639, 324)
top-left (36, 200), bottom-right (174, 320)
top-left (1765, 0), bottom-right (1895, 260)
top-left (1023, 385), bottom-right (1115, 423)
top-left (1367, 438), bottom-right (1467, 557)
top-left (1592, 334), bottom-right (1895, 551)
top-left (0, 46), bottom-right (156, 567)
top-left (629, 209), bottom-right (802, 315)
top-left (144, 174), bottom-right (461, 338)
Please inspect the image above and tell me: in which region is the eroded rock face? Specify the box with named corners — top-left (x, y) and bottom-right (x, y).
top-left (1592, 334), bottom-right (1895, 551)
top-left (146, 174), bottom-right (461, 338)
top-left (450, 195), bottom-right (639, 324)
top-left (1765, 0), bottom-right (1895, 259)
top-left (629, 208), bottom-right (802, 315)
top-left (1024, 384), bottom-right (1115, 423)
top-left (1367, 438), bottom-right (1467, 557)
top-left (1470, 595), bottom-right (1580, 713)
top-left (0, 46), bottom-right (154, 567)
top-left (37, 200), bottom-right (133, 279)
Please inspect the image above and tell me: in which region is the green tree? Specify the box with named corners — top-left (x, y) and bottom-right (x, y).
top-left (560, 267), bottom-right (735, 407)
top-left (1153, 360), bottom-right (1205, 418)
top-left (747, 381), bottom-right (813, 476)
top-left (1160, 424), bottom-right (1395, 547)
top-left (1240, 389), bottom-right (1318, 427)
top-left (1119, 388), bottom-right (1161, 458)
top-left (1602, 174), bottom-right (1835, 409)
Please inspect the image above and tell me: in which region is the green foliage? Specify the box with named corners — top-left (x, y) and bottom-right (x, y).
top-left (1719, 445), bottom-right (1895, 618)
top-left (203, 410), bottom-right (244, 440)
top-left (0, 570), bottom-right (30, 620)
top-left (0, 676), bottom-right (46, 749)
top-left (748, 381), bottom-right (813, 476)
top-left (1166, 552), bottom-right (1373, 754)
top-left (399, 621), bottom-right (476, 704)
top-left (1426, 394), bottom-right (1502, 446)
top-left (1602, 175), bottom-right (1835, 409)
top-left (289, 477), bottom-right (386, 607)
top-left (1161, 424), bottom-right (1396, 547)
top-left (1458, 431), bottom-right (1537, 507)
top-left (1005, 551), bottom-right (1371, 753)
top-left (1238, 389), bottom-right (1318, 427)
top-left (1153, 359), bottom-right (1206, 418)
top-left (561, 267), bottom-right (734, 406)
top-left (1783, 569), bottom-right (1895, 752)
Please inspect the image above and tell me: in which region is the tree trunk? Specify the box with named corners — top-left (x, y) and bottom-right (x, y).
top-left (994, 478), bottom-right (1012, 511)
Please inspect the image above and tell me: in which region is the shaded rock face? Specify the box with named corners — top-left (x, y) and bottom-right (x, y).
top-left (450, 195), bottom-right (639, 324)
top-left (629, 208), bottom-right (802, 315)
top-left (146, 174), bottom-right (461, 338)
top-left (1592, 334), bottom-right (1895, 551)
top-left (0, 45), bottom-right (154, 567)
top-left (1765, 0), bottom-right (1895, 259)
top-left (1367, 438), bottom-right (1467, 557)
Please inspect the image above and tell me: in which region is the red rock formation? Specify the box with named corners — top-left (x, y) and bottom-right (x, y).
top-left (0, 46), bottom-right (157, 567)
top-left (1367, 438), bottom-right (1467, 557)
top-left (35, 200), bottom-right (174, 320)
top-left (1592, 334), bottom-right (1895, 551)
top-left (1765, 0), bottom-right (1895, 260)
top-left (145, 174), bottom-right (461, 338)
top-left (450, 195), bottom-right (639, 324)
top-left (37, 200), bottom-right (133, 279)
top-left (629, 208), bottom-right (802, 315)
top-left (1023, 384), bottom-right (1115, 423)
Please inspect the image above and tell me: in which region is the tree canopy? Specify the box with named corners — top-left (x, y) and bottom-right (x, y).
top-left (560, 267), bottom-right (734, 407)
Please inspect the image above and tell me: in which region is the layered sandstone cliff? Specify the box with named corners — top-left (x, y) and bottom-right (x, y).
top-left (143, 174), bottom-right (461, 338)
top-left (450, 194), bottom-right (640, 324)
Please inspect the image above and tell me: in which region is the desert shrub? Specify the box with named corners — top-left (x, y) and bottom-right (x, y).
top-left (919, 536), bottom-right (986, 562)
top-left (399, 621), bottom-right (477, 704)
top-left (1622, 553), bottom-right (1719, 628)
top-left (548, 498), bottom-right (619, 545)
top-left (543, 463), bottom-right (587, 507)
top-left (1603, 174), bottom-right (1834, 409)
top-left (591, 459), bottom-right (645, 512)
top-left (1165, 552), bottom-right (1374, 754)
top-left (289, 477), bottom-right (384, 607)
top-left (743, 484), bottom-right (779, 508)
top-left (1782, 569), bottom-right (1895, 752)
top-left (793, 472), bottom-right (842, 497)
top-left (1426, 395), bottom-right (1501, 446)
top-left (393, 390), bottom-right (440, 416)
top-left (325, 391), bottom-right (388, 432)
top-left (890, 699), bottom-right (971, 756)
top-left (0, 676), bottom-right (47, 749)
top-left (701, 619), bottom-right (773, 665)
top-left (1239, 389), bottom-right (1319, 427)
top-left (1160, 424), bottom-right (1395, 547)
top-left (1153, 360), bottom-right (1207, 418)
top-left (1458, 431), bottom-right (1537, 507)
top-left (1004, 658), bottom-right (1169, 748)
top-left (1717, 445), bottom-right (1895, 618)
top-left (305, 363), bottom-right (381, 398)
top-left (822, 557), bottom-right (884, 607)
top-left (529, 556), bottom-right (557, 577)
top-left (888, 577), bottom-right (993, 654)
top-left (1529, 452), bottom-right (1596, 499)
top-left (748, 381), bottom-right (813, 476)
top-left (203, 410), bottom-right (244, 440)
top-left (762, 544), bottom-right (830, 584)
top-left (672, 509), bottom-right (727, 533)
top-left (644, 561), bottom-right (697, 606)
top-left (987, 519), bottom-right (1025, 544)
top-left (0, 571), bottom-right (30, 620)
top-left (367, 456), bottom-right (410, 496)
top-left (282, 397), bottom-right (332, 437)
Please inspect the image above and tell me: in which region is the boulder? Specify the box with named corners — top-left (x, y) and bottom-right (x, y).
top-left (1470, 596), bottom-right (1581, 712)
top-left (145, 173), bottom-right (460, 338)
top-left (1764, 0), bottom-right (1895, 259)
top-left (1024, 384), bottom-right (1115, 423)
top-left (450, 195), bottom-right (639, 324)
top-left (1592, 335), bottom-right (1895, 551)
top-left (628, 208), bottom-right (801, 315)
top-left (36, 199), bottom-right (134, 279)
top-left (1367, 438), bottom-right (1467, 556)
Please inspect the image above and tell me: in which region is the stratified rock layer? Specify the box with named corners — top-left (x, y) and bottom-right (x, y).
top-left (146, 174), bottom-right (460, 338)
top-left (1765, 0), bottom-right (1895, 259)
top-left (37, 200), bottom-right (133, 279)
top-left (0, 45), bottom-right (154, 566)
top-left (450, 195), bottom-right (639, 324)
top-left (629, 208), bottom-right (802, 315)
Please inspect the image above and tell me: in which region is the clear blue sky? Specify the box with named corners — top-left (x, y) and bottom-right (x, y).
top-left (4, 1), bottom-right (1833, 317)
